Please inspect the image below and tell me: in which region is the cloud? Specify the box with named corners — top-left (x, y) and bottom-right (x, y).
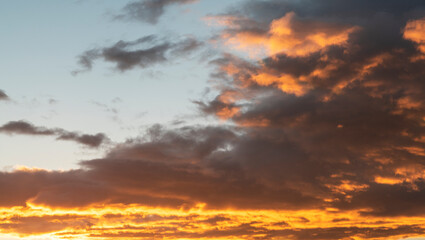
top-left (0, 215), bottom-right (95, 235)
top-left (0, 121), bottom-right (108, 148)
top-left (3, 0), bottom-right (425, 239)
top-left (215, 11), bottom-right (358, 57)
top-left (63, 0), bottom-right (425, 220)
top-left (117, 0), bottom-right (198, 24)
top-left (0, 125), bottom-right (319, 209)
top-left (2, 200), bottom-right (425, 240)
top-left (196, 0), bottom-right (425, 218)
top-left (0, 89), bottom-right (9, 101)
top-left (404, 17), bottom-right (425, 53)
top-left (73, 35), bottom-right (203, 74)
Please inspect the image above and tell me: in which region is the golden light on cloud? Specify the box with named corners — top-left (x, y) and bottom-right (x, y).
top-left (216, 106), bottom-right (240, 119)
top-left (222, 12), bottom-right (359, 57)
top-left (2, 203), bottom-right (425, 240)
top-left (252, 73), bottom-right (307, 96)
top-left (404, 17), bottom-right (425, 53)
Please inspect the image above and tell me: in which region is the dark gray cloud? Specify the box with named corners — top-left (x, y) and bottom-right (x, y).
top-left (0, 121), bottom-right (55, 135)
top-left (73, 35), bottom-right (203, 74)
top-left (0, 121), bottom-right (108, 148)
top-left (0, 89), bottom-right (9, 101)
top-left (334, 181), bottom-right (425, 216)
top-left (0, 125), bottom-right (320, 209)
top-left (117, 0), bottom-right (198, 24)
top-left (0, 168), bottom-right (108, 207)
top-left (238, 0), bottom-right (425, 25)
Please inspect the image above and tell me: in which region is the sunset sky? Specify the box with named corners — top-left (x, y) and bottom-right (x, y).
top-left (1, 0), bottom-right (425, 239)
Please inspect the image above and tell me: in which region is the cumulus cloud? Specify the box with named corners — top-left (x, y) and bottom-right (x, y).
top-left (0, 121), bottom-right (108, 148)
top-left (73, 35), bottom-right (203, 74)
top-left (198, 0), bottom-right (425, 218)
top-left (117, 0), bottom-right (198, 24)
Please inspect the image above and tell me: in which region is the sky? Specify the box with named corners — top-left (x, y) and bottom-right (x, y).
top-left (1, 0), bottom-right (425, 239)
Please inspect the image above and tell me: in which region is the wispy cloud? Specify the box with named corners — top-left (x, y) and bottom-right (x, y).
top-left (0, 121), bottom-right (109, 148)
top-left (116, 0), bottom-right (198, 24)
top-left (73, 35), bottom-right (203, 74)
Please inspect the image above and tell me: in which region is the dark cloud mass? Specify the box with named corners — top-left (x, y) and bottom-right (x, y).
top-left (196, 0), bottom-right (425, 218)
top-left (3, 0), bottom-right (425, 239)
top-left (0, 125), bottom-right (319, 209)
top-left (117, 0), bottom-right (198, 24)
top-left (73, 35), bottom-right (202, 73)
top-left (0, 121), bottom-right (108, 148)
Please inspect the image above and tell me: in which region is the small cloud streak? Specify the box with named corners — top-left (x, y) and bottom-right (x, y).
top-left (0, 121), bottom-right (108, 148)
top-left (0, 89), bottom-right (9, 101)
top-left (73, 35), bottom-right (202, 74)
top-left (116, 0), bottom-right (198, 24)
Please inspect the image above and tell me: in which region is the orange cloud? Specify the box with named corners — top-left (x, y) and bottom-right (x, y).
top-left (252, 72), bottom-right (307, 96)
top-left (404, 17), bottom-right (425, 53)
top-left (216, 106), bottom-right (240, 119)
top-left (2, 204), bottom-right (425, 240)
top-left (223, 12), bottom-right (359, 57)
